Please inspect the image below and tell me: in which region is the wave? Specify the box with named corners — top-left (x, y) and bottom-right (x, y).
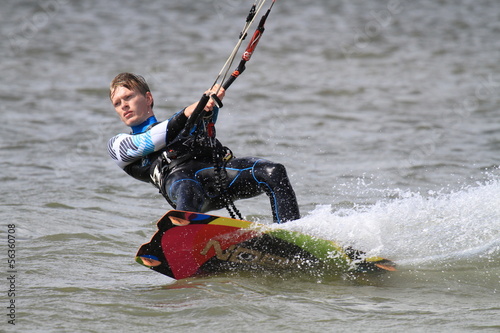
top-left (280, 178), bottom-right (500, 270)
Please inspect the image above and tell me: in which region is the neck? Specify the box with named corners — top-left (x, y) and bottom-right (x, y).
top-left (131, 116), bottom-right (158, 134)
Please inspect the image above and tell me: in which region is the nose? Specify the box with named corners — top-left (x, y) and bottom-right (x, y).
top-left (122, 100), bottom-right (129, 110)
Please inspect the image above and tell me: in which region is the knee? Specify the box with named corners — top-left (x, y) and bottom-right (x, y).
top-left (267, 162), bottom-right (288, 179)
top-left (167, 179), bottom-right (204, 210)
top-left (254, 160), bottom-right (289, 183)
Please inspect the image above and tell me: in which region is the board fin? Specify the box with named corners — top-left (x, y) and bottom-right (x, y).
top-left (374, 262), bottom-right (397, 272)
top-left (344, 247), bottom-right (397, 273)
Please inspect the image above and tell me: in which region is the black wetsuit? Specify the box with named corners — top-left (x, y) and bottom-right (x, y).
top-left (108, 108), bottom-right (300, 223)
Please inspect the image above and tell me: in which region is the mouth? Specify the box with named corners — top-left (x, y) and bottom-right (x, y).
top-left (123, 111), bottom-right (134, 119)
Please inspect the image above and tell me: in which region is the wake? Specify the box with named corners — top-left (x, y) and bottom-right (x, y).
top-left (279, 178), bottom-right (500, 269)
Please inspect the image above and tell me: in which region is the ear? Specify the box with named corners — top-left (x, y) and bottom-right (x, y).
top-left (145, 91), bottom-right (154, 107)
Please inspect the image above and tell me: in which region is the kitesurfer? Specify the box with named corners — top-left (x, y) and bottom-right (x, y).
top-left (107, 72), bottom-right (300, 223)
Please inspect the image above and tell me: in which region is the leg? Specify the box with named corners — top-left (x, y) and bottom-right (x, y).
top-left (224, 158), bottom-right (300, 223)
top-left (167, 178), bottom-right (205, 212)
top-left (162, 164), bottom-right (206, 212)
top-left (250, 159), bottom-right (301, 223)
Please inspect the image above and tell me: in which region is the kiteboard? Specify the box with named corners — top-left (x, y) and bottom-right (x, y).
top-left (136, 210), bottom-right (396, 280)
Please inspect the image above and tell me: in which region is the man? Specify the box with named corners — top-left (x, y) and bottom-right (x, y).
top-left (107, 72), bottom-right (300, 223)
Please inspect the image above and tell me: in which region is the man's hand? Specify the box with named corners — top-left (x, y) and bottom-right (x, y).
top-left (184, 84), bottom-right (226, 118)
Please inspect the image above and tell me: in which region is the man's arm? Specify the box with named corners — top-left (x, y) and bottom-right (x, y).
top-left (166, 110), bottom-right (188, 142)
top-left (108, 120), bottom-right (169, 169)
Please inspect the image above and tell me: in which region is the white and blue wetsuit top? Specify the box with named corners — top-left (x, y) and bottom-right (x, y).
top-left (108, 107), bottom-right (218, 170)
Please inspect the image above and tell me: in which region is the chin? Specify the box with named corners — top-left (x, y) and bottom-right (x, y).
top-left (124, 118), bottom-right (137, 127)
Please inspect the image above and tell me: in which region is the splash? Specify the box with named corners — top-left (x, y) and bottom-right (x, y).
top-left (280, 179), bottom-right (500, 269)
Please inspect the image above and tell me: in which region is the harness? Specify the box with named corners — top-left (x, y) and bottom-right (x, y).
top-left (149, 112), bottom-right (240, 218)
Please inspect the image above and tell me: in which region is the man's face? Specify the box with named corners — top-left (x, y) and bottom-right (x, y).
top-left (111, 86), bottom-right (153, 127)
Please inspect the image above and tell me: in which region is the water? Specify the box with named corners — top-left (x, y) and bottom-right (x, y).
top-left (1, 0), bottom-right (500, 331)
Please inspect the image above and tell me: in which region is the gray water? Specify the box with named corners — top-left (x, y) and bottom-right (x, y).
top-left (1, 0), bottom-right (500, 332)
